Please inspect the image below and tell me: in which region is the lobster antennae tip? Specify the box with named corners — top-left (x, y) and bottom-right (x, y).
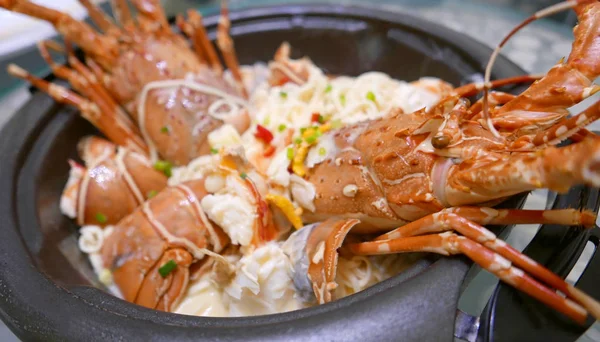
top-left (7, 63), bottom-right (27, 78)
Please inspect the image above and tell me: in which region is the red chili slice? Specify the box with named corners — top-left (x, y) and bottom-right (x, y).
top-left (254, 124), bottom-right (274, 144)
top-left (263, 145), bottom-right (276, 157)
top-left (311, 113), bottom-right (320, 123)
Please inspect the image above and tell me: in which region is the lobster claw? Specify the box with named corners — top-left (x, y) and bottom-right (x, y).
top-left (283, 219), bottom-right (360, 304)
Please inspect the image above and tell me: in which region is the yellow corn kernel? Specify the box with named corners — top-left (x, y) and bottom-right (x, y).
top-left (266, 194), bottom-right (303, 229)
top-left (320, 122), bottom-right (332, 133)
top-left (302, 127), bottom-right (316, 139)
top-left (292, 144), bottom-right (309, 176)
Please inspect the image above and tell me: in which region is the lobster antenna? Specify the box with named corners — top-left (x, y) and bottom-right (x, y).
top-left (482, 0), bottom-right (594, 139)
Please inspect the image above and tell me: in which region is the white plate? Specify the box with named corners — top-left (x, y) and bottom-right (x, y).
top-left (0, 0), bottom-right (89, 60)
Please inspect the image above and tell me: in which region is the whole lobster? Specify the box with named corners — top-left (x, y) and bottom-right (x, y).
top-left (283, 0), bottom-right (600, 324)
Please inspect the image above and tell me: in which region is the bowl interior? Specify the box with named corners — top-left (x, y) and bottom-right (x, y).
top-left (24, 7), bottom-right (497, 289)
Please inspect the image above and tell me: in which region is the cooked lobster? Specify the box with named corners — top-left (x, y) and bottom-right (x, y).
top-left (2, 0), bottom-right (250, 165)
top-left (281, 0), bottom-right (600, 324)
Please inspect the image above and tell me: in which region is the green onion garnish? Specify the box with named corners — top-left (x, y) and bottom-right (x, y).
top-left (240, 172), bottom-right (248, 180)
top-left (340, 94), bottom-right (346, 106)
top-left (160, 126), bottom-right (169, 134)
top-left (366, 91), bottom-right (376, 102)
top-left (263, 116), bottom-right (271, 126)
top-left (153, 160), bottom-right (173, 177)
top-left (325, 84), bottom-right (332, 93)
top-left (318, 147), bottom-right (326, 156)
top-left (318, 115), bottom-right (326, 124)
top-left (305, 135), bottom-right (317, 144)
top-left (147, 190), bottom-right (158, 199)
top-left (158, 260), bottom-right (177, 278)
top-left (280, 91), bottom-right (288, 99)
top-left (210, 148), bottom-right (219, 154)
top-left (95, 212), bottom-right (107, 224)
top-left (300, 127), bottom-right (307, 134)
top-left (278, 124), bottom-right (287, 132)
top-left (294, 138), bottom-right (303, 144)
top-left (287, 147), bottom-right (294, 160)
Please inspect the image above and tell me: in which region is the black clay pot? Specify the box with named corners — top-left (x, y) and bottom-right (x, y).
top-left (0, 4), bottom-right (598, 342)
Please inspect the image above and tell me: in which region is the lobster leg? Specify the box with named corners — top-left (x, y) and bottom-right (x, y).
top-left (78, 0), bottom-right (120, 34)
top-left (176, 15), bottom-right (207, 64)
top-left (216, 1), bottom-right (248, 98)
top-left (468, 92), bottom-right (515, 119)
top-left (8, 59), bottom-right (148, 155)
top-left (64, 40), bottom-right (143, 141)
top-left (188, 9), bottom-right (223, 75)
top-left (110, 0), bottom-right (135, 28)
top-left (371, 208), bottom-right (597, 309)
top-left (512, 97), bottom-right (600, 149)
top-left (131, 0), bottom-right (171, 35)
top-left (452, 74), bottom-right (543, 99)
top-left (7, 64), bottom-right (100, 119)
top-left (349, 232), bottom-right (589, 324)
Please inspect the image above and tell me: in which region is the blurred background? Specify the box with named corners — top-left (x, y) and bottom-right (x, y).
top-left (0, 1), bottom-right (598, 341)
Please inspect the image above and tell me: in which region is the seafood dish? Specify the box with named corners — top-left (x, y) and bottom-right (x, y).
top-left (3, 0), bottom-right (600, 324)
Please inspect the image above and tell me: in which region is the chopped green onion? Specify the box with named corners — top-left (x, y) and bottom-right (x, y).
top-left (95, 212), bottom-right (107, 224)
top-left (240, 172), bottom-right (248, 180)
top-left (331, 119), bottom-right (343, 129)
top-left (287, 147), bottom-right (294, 160)
top-left (210, 148), bottom-right (219, 154)
top-left (280, 91), bottom-right (288, 99)
top-left (340, 94), bottom-right (346, 106)
top-left (305, 135), bottom-right (317, 144)
top-left (294, 138), bottom-right (303, 144)
top-left (318, 147), bottom-right (326, 156)
top-left (366, 91), bottom-right (376, 102)
top-left (318, 115), bottom-right (326, 124)
top-left (278, 124), bottom-right (287, 132)
top-left (325, 84), bottom-right (332, 93)
top-left (153, 160), bottom-right (173, 177)
top-left (160, 126), bottom-right (169, 134)
top-left (147, 190), bottom-right (158, 199)
top-left (299, 127), bottom-right (307, 134)
top-left (158, 260), bottom-right (177, 278)
top-left (263, 116), bottom-right (271, 126)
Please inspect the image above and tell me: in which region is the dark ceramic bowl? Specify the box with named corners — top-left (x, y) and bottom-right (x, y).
top-left (0, 4), bottom-right (598, 342)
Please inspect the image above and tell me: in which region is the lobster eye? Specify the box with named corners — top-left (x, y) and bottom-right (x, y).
top-left (432, 135), bottom-right (450, 149)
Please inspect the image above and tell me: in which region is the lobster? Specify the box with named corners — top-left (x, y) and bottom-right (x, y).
top-left (279, 0), bottom-right (600, 325)
top-left (98, 149), bottom-right (287, 311)
top-left (2, 0), bottom-right (251, 165)
top-left (61, 136), bottom-right (168, 226)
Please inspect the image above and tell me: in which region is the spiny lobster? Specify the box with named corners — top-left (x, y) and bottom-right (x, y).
top-left (283, 0), bottom-right (600, 324)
